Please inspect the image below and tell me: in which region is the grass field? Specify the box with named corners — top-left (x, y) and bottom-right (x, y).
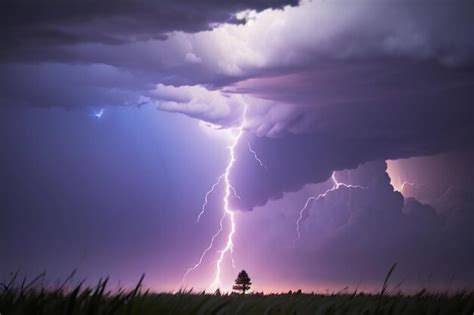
top-left (1, 273), bottom-right (473, 315)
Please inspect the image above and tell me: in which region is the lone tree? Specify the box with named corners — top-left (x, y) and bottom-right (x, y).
top-left (233, 270), bottom-right (252, 294)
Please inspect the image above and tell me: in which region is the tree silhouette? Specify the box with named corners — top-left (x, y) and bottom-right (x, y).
top-left (233, 270), bottom-right (252, 294)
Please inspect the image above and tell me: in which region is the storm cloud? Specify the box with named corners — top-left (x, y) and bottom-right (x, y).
top-left (0, 0), bottom-right (298, 62)
top-left (298, 161), bottom-right (474, 287)
top-left (1, 0), bottom-right (474, 210)
top-left (315, 162), bottom-right (472, 287)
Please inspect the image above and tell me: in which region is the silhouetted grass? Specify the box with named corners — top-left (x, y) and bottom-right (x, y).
top-left (1, 272), bottom-right (473, 315)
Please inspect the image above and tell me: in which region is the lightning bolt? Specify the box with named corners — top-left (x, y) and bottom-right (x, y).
top-left (182, 212), bottom-right (226, 283)
top-left (399, 181), bottom-right (416, 192)
top-left (182, 105), bottom-right (248, 291)
top-left (209, 106), bottom-right (248, 291)
top-left (295, 172), bottom-right (364, 240)
top-left (196, 175), bottom-right (224, 223)
top-left (248, 141), bottom-right (268, 170)
top-left (390, 173), bottom-right (418, 195)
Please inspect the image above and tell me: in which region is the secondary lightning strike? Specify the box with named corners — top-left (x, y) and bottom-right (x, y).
top-left (196, 175), bottom-right (224, 223)
top-left (229, 185), bottom-right (242, 201)
top-left (182, 212), bottom-right (226, 284)
top-left (248, 141), bottom-right (268, 170)
top-left (295, 172), bottom-right (365, 240)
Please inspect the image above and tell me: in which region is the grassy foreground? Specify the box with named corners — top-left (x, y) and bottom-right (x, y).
top-left (1, 275), bottom-right (473, 314)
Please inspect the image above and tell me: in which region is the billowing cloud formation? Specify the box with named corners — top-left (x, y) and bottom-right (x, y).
top-left (2, 0), bottom-right (474, 104)
top-left (230, 100), bottom-right (474, 210)
top-left (1, 0), bottom-right (474, 210)
top-left (0, 0), bottom-right (298, 62)
top-left (154, 0), bottom-right (474, 136)
top-left (153, 84), bottom-right (247, 127)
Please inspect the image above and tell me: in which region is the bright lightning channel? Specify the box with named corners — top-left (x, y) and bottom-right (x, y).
top-left (195, 179), bottom-right (242, 224)
top-left (295, 172), bottom-right (365, 240)
top-left (248, 141), bottom-right (268, 170)
top-left (209, 105), bottom-right (248, 291)
top-left (182, 105), bottom-right (250, 291)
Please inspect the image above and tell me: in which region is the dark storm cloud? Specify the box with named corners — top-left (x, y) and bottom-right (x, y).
top-left (292, 161), bottom-right (474, 287)
top-left (0, 0), bottom-right (298, 62)
top-left (2, 0), bottom-right (474, 111)
top-left (230, 70), bottom-right (474, 210)
top-left (1, 0), bottom-right (474, 211)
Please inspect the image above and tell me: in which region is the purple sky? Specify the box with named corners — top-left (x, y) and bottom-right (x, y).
top-left (1, 0), bottom-right (474, 293)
